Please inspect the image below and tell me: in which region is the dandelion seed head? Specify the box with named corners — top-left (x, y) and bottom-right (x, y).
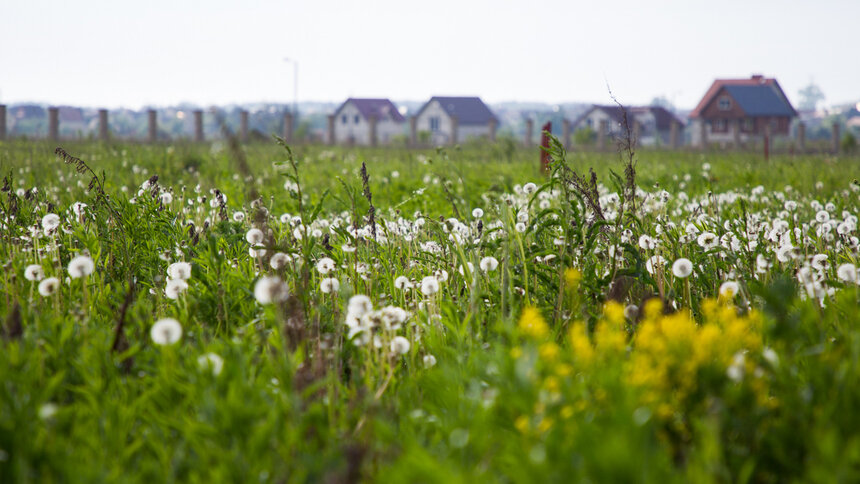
top-left (270, 252), bottom-right (290, 270)
top-left (245, 228), bottom-right (264, 245)
top-left (25, 264), bottom-right (45, 282)
top-left (320, 277), bottom-right (340, 294)
top-left (254, 276), bottom-right (289, 304)
top-left (197, 352), bottom-right (224, 376)
top-left (480, 256), bottom-right (499, 272)
top-left (671, 258), bottom-right (693, 278)
top-left (150, 318), bottom-right (183, 345)
top-left (164, 278), bottom-right (189, 299)
top-left (41, 213), bottom-right (60, 233)
top-left (166, 262), bottom-right (192, 281)
top-left (67, 255), bottom-right (94, 279)
top-left (420, 276), bottom-right (440, 296)
top-left (391, 336), bottom-right (411, 355)
top-left (38, 277), bottom-right (60, 296)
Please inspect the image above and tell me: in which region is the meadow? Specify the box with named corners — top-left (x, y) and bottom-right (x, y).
top-left (2, 136), bottom-right (860, 483)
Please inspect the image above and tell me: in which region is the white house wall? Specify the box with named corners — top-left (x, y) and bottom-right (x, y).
top-left (334, 101), bottom-right (405, 145)
top-left (416, 100), bottom-right (492, 145)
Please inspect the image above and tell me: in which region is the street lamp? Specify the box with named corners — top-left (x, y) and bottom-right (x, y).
top-left (283, 58), bottom-right (298, 124)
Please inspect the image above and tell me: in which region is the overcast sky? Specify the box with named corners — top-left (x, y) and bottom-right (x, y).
top-left (1, 0), bottom-right (856, 110)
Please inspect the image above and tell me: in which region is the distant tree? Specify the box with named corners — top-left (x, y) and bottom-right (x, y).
top-left (650, 96), bottom-right (675, 112)
top-left (798, 82), bottom-right (825, 111)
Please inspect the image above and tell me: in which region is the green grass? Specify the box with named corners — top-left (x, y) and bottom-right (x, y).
top-left (2, 138), bottom-right (860, 482)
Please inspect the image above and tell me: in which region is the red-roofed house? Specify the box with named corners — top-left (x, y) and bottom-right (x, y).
top-left (332, 98), bottom-right (406, 145)
top-left (689, 75), bottom-right (797, 147)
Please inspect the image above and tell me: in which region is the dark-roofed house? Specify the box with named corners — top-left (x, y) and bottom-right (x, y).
top-left (333, 98), bottom-right (405, 145)
top-left (414, 96), bottom-right (498, 145)
top-left (572, 105), bottom-right (684, 147)
top-left (689, 75), bottom-right (797, 147)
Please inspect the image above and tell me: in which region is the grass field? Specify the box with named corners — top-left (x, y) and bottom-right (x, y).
top-left (2, 137), bottom-right (860, 482)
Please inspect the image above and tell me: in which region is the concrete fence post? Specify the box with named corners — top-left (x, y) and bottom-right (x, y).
top-left (488, 118), bottom-right (497, 142)
top-left (284, 112), bottom-right (294, 143)
top-left (0, 105), bottom-right (6, 141)
top-left (450, 115), bottom-right (459, 146)
top-left (632, 120), bottom-right (642, 145)
top-left (193, 110), bottom-right (204, 142)
top-left (98, 109), bottom-right (109, 141)
top-left (326, 114), bottom-right (335, 145)
top-left (562, 118), bottom-right (571, 150)
top-left (48, 107), bottom-right (59, 141)
top-left (698, 121), bottom-right (707, 150)
top-left (832, 122), bottom-right (840, 155)
top-left (598, 120), bottom-right (607, 151)
top-left (369, 115), bottom-right (378, 147)
top-left (147, 109), bottom-right (157, 142)
top-left (797, 122), bottom-right (806, 153)
top-left (240, 110), bottom-right (249, 142)
top-left (732, 120), bottom-right (741, 148)
top-left (409, 116), bottom-right (418, 147)
top-left (669, 120), bottom-right (680, 149)
top-left (525, 118), bottom-right (534, 147)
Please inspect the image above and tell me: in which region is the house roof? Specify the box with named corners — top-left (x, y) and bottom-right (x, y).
top-left (417, 96), bottom-right (498, 125)
top-left (334, 98), bottom-right (406, 123)
top-left (689, 75), bottom-right (796, 118)
top-left (572, 105), bottom-right (683, 131)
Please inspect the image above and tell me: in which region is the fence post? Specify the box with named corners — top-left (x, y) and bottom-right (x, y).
top-left (98, 109), bottom-right (109, 141)
top-left (0, 105), bottom-right (6, 141)
top-left (832, 122), bottom-right (840, 155)
top-left (540, 122), bottom-right (552, 174)
top-left (698, 121), bottom-right (707, 150)
top-left (240, 110), bottom-right (249, 142)
top-left (633, 120), bottom-right (642, 146)
top-left (562, 118), bottom-right (571, 150)
top-left (524, 118), bottom-right (534, 147)
top-left (764, 124), bottom-right (771, 161)
top-left (732, 120), bottom-right (741, 148)
top-left (409, 116), bottom-right (418, 147)
top-left (326, 114), bottom-right (335, 145)
top-left (669, 120), bottom-right (680, 149)
top-left (193, 110), bottom-right (204, 142)
top-left (147, 109), bottom-right (157, 142)
top-left (284, 112), bottom-right (294, 143)
top-left (796, 122), bottom-right (805, 153)
top-left (48, 107), bottom-right (59, 141)
top-left (450, 115), bottom-right (459, 146)
top-left (369, 114), bottom-right (378, 147)
top-left (488, 118), bottom-right (497, 142)
top-left (598, 120), bottom-right (607, 151)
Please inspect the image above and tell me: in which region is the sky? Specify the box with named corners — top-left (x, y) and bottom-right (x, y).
top-left (1, 0), bottom-right (857, 110)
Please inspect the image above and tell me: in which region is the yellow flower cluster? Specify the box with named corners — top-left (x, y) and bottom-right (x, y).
top-left (518, 307), bottom-right (550, 339)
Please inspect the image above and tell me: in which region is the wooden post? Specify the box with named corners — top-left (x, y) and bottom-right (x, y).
top-left (669, 120), bottom-right (680, 149)
top-left (98, 109), bottom-right (109, 141)
top-left (284, 112), bottom-right (294, 143)
top-left (369, 114), bottom-right (378, 147)
top-left (0, 105), bottom-right (6, 141)
top-left (525, 118), bottom-right (534, 147)
top-left (832, 122), bottom-right (840, 155)
top-left (193, 110), bottom-right (204, 142)
top-left (731, 120), bottom-right (741, 149)
top-left (562, 118), bottom-right (571, 150)
top-left (240, 110), bottom-right (249, 142)
top-left (540, 122), bottom-right (552, 174)
top-left (409, 116), bottom-right (418, 147)
top-left (48, 107), bottom-right (59, 141)
top-left (698, 121), bottom-right (707, 150)
top-left (598, 120), bottom-right (607, 151)
top-left (450, 115), bottom-right (459, 146)
top-left (488, 118), bottom-right (497, 142)
top-left (797, 122), bottom-right (806, 153)
top-left (326, 114), bottom-right (335, 145)
top-left (147, 109), bottom-right (157, 142)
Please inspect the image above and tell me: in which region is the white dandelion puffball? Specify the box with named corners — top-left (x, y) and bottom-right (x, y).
top-left (420, 276), bottom-right (440, 296)
top-left (197, 353), bottom-right (224, 376)
top-left (837, 263), bottom-right (858, 283)
top-left (316, 257), bottom-right (335, 275)
top-left (523, 182), bottom-right (537, 194)
top-left (166, 262), bottom-right (192, 281)
top-left (25, 264), bottom-right (45, 282)
top-left (245, 228), bottom-right (264, 245)
top-left (270, 252), bottom-right (290, 270)
top-left (472, 208), bottom-right (484, 218)
top-left (394, 276), bottom-right (412, 290)
top-left (164, 279), bottom-right (189, 299)
top-left (150, 318), bottom-right (183, 345)
top-left (347, 295), bottom-right (373, 319)
top-left (515, 222), bottom-right (527, 233)
top-left (320, 277), bottom-right (340, 294)
top-left (719, 281), bottom-right (740, 298)
top-left (645, 255), bottom-right (666, 275)
top-left (671, 258), bottom-right (693, 278)
top-left (38, 277), bottom-right (60, 296)
top-left (423, 354), bottom-right (437, 368)
top-left (480, 256), bottom-right (499, 272)
top-left (232, 211), bottom-right (245, 222)
top-left (41, 213), bottom-right (60, 232)
top-left (254, 276), bottom-right (289, 304)
top-left (67, 255), bottom-right (95, 279)
top-left (159, 192), bottom-right (173, 205)
top-left (391, 336), bottom-right (411, 355)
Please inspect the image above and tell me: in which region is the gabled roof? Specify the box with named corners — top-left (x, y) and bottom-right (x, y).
top-left (722, 85), bottom-right (797, 117)
top-left (416, 96), bottom-right (498, 125)
top-left (334, 98), bottom-right (405, 123)
top-left (689, 75), bottom-right (796, 118)
top-left (572, 105), bottom-right (683, 131)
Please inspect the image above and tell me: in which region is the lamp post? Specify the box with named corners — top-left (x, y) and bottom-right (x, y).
top-left (283, 58), bottom-right (298, 130)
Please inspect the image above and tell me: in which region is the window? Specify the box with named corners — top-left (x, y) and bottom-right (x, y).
top-left (354, 115), bottom-right (360, 124)
top-left (742, 118), bottom-right (754, 132)
top-left (341, 115), bottom-right (347, 124)
top-left (712, 119), bottom-right (727, 133)
top-left (430, 117), bottom-right (440, 132)
top-left (718, 96), bottom-right (732, 111)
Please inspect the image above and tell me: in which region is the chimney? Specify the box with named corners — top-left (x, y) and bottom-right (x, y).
top-left (751, 74), bottom-right (764, 83)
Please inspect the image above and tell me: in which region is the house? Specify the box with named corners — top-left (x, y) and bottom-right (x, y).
top-left (414, 96), bottom-right (498, 145)
top-left (689, 75), bottom-right (797, 147)
top-left (571, 105), bottom-right (684, 146)
top-left (332, 98), bottom-right (405, 145)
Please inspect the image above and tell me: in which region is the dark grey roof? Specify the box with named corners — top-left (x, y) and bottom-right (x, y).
top-left (417, 96), bottom-right (498, 125)
top-left (724, 85), bottom-right (796, 117)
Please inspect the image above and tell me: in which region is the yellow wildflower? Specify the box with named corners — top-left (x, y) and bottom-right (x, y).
top-left (518, 307), bottom-right (549, 339)
top-left (514, 415), bottom-right (529, 434)
top-left (564, 268), bottom-right (582, 289)
top-left (538, 342), bottom-right (560, 363)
